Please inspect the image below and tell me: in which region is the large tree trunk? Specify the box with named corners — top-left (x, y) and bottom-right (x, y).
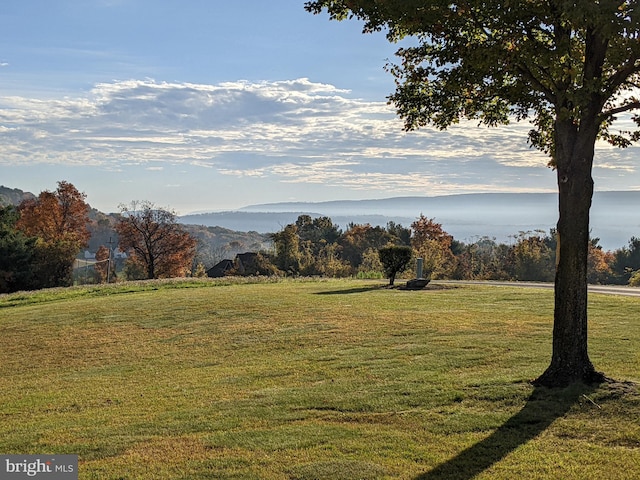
top-left (534, 119), bottom-right (606, 387)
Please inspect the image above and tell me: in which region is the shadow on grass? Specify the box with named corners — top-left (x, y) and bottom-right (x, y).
top-left (315, 284), bottom-right (453, 296)
top-left (315, 285), bottom-right (387, 295)
top-left (415, 383), bottom-right (596, 480)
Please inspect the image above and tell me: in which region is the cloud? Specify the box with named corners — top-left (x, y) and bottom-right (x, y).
top-left (0, 78), bottom-right (637, 196)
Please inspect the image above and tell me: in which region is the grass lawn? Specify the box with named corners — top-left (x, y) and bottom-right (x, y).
top-left (0, 278), bottom-right (638, 479)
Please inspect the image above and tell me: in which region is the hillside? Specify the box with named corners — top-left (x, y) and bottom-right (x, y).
top-left (0, 185), bottom-right (35, 206)
top-left (1, 185), bottom-right (271, 268)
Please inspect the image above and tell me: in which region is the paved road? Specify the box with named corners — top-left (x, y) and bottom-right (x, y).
top-left (433, 280), bottom-right (640, 297)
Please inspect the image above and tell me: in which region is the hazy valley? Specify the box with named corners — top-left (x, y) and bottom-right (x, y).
top-left (179, 191), bottom-right (640, 251)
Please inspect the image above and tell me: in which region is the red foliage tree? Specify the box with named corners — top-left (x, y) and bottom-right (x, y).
top-left (17, 181), bottom-right (90, 245)
top-left (16, 181), bottom-right (90, 287)
top-left (116, 201), bottom-right (196, 279)
top-left (94, 245), bottom-right (112, 283)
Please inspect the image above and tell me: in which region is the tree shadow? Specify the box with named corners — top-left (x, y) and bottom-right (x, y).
top-left (414, 383), bottom-right (597, 480)
top-left (315, 285), bottom-right (387, 295)
top-left (314, 283), bottom-right (453, 296)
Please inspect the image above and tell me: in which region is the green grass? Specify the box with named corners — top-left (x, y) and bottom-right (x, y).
top-left (0, 279), bottom-right (638, 479)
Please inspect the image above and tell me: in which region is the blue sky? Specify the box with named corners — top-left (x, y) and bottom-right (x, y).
top-left (1, 0), bottom-right (639, 214)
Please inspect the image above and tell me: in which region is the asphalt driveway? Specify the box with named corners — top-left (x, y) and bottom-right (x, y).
top-left (433, 280), bottom-right (640, 297)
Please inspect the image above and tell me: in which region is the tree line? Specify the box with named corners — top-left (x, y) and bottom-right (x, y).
top-left (0, 182), bottom-right (196, 293)
top-left (267, 214), bottom-right (640, 286)
top-left (3, 181), bottom-right (640, 294)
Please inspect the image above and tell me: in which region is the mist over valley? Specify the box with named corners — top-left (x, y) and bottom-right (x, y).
top-left (179, 192), bottom-right (640, 251)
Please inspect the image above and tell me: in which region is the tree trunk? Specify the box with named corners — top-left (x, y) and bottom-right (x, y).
top-left (147, 258), bottom-right (155, 280)
top-left (534, 120), bottom-right (606, 387)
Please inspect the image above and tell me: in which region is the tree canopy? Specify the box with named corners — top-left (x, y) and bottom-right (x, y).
top-left (379, 245), bottom-right (413, 285)
top-left (17, 181), bottom-right (90, 246)
top-left (15, 181), bottom-right (91, 288)
top-left (116, 201), bottom-right (197, 279)
top-left (306, 1), bottom-right (640, 151)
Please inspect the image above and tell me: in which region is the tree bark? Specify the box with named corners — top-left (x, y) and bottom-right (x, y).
top-left (534, 119), bottom-right (606, 387)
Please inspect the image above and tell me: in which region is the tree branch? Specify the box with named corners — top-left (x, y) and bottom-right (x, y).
top-left (603, 100), bottom-right (640, 117)
top-left (516, 64), bottom-right (557, 103)
top-left (605, 57), bottom-right (640, 97)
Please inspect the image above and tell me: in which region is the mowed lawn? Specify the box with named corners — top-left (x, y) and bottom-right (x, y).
top-left (0, 278), bottom-right (638, 479)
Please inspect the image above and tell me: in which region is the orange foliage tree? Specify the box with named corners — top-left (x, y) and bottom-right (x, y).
top-left (410, 214), bottom-right (455, 278)
top-left (338, 224), bottom-right (393, 270)
top-left (116, 201), bottom-right (196, 279)
top-left (94, 245), bottom-right (113, 283)
top-left (18, 181), bottom-right (90, 244)
top-left (587, 243), bottom-right (614, 285)
top-left (17, 181), bottom-right (90, 287)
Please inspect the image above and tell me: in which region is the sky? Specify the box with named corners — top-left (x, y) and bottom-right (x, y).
top-left (1, 0), bottom-right (639, 215)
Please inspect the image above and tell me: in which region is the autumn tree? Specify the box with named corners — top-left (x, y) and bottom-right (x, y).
top-left (358, 247), bottom-right (385, 277)
top-left (452, 237), bottom-right (510, 280)
top-left (587, 241), bottom-right (614, 285)
top-left (307, 0), bottom-right (640, 386)
top-left (290, 215), bottom-right (344, 275)
top-left (410, 215), bottom-right (455, 278)
top-left (94, 245), bottom-right (113, 283)
top-left (16, 181), bottom-right (90, 288)
top-left (339, 223), bottom-right (393, 269)
top-left (270, 224), bottom-right (302, 275)
top-left (116, 201), bottom-right (196, 279)
top-left (507, 231), bottom-right (556, 282)
top-left (17, 181), bottom-right (90, 245)
top-left (311, 243), bottom-right (352, 277)
top-left (122, 255), bottom-right (147, 281)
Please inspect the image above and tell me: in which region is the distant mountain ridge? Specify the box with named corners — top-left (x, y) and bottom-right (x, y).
top-left (180, 191), bottom-right (640, 251)
top-left (0, 185), bottom-right (36, 206)
top-left (237, 192), bottom-right (559, 214)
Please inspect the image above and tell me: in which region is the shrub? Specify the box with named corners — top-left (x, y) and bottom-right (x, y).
top-left (378, 245), bottom-right (413, 286)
